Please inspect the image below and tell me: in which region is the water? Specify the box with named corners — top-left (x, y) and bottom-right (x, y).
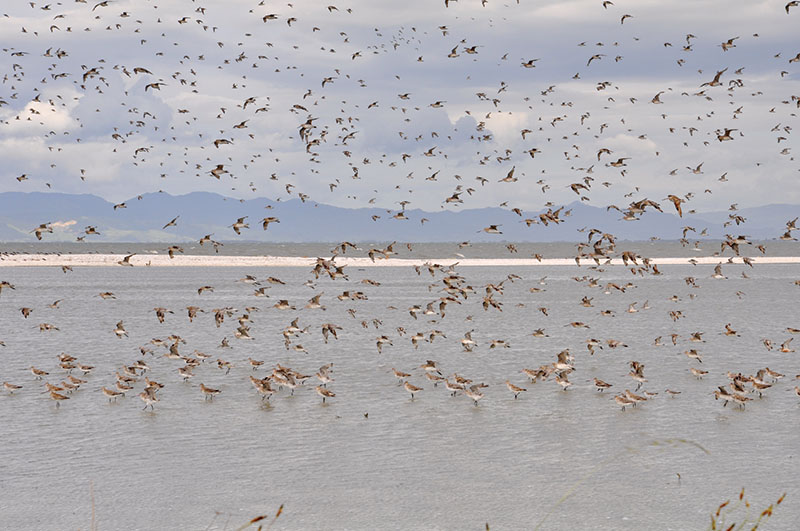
top-left (1, 246), bottom-right (799, 529)
top-left (3, 239), bottom-right (800, 259)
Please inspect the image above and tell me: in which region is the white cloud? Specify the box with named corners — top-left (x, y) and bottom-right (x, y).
top-left (51, 220), bottom-right (77, 229)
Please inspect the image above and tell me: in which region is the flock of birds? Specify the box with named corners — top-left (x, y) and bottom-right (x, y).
top-left (0, 2), bottom-right (799, 418)
top-left (2, 1), bottom-right (799, 226)
top-left (2, 242), bottom-right (800, 415)
top-left (20, 351), bottom-right (339, 410)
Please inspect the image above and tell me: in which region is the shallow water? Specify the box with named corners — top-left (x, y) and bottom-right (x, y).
top-left (0, 253), bottom-right (799, 529)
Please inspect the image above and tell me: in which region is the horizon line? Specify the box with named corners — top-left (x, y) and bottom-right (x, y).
top-left (0, 254), bottom-right (795, 268)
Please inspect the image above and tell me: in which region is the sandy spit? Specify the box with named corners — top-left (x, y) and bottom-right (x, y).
top-left (1, 254), bottom-right (799, 267)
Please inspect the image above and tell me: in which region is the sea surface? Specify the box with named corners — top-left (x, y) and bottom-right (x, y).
top-left (1, 242), bottom-right (799, 530)
top-left (3, 239), bottom-right (800, 259)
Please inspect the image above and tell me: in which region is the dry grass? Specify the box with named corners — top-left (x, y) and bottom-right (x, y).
top-left (202, 504), bottom-right (284, 531)
top-left (234, 505), bottom-right (283, 531)
top-left (708, 488), bottom-right (786, 531)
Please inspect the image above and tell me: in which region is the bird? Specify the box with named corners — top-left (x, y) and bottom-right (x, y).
top-left (505, 381), bottom-right (526, 399)
top-left (199, 383), bottom-right (221, 400)
top-left (391, 368), bottom-right (410, 385)
top-left (261, 217), bottom-right (280, 230)
top-left (114, 321), bottom-right (128, 338)
top-left (31, 223), bottom-right (53, 241)
top-left (587, 54), bottom-right (605, 66)
top-left (305, 293), bottom-right (325, 310)
top-left (153, 307), bottom-right (172, 323)
top-left (480, 225), bottom-right (503, 234)
top-left (465, 385), bottom-right (485, 406)
top-left (720, 37), bottom-right (739, 52)
top-left (49, 390), bottom-right (70, 407)
top-left (614, 394), bottom-right (634, 411)
top-left (249, 376), bottom-right (274, 401)
top-left (404, 381), bottom-right (422, 399)
top-left (316, 386), bottom-right (335, 403)
top-left (167, 246), bottom-right (184, 259)
top-left (231, 217), bottom-right (249, 235)
top-left (3, 382), bottom-right (23, 394)
top-left (666, 195), bottom-right (685, 217)
top-left (162, 216), bottom-right (179, 229)
top-left (138, 388), bottom-right (159, 410)
top-left (593, 378), bottom-right (613, 392)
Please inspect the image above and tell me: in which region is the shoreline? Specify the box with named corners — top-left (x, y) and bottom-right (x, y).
top-left (1, 254), bottom-right (799, 267)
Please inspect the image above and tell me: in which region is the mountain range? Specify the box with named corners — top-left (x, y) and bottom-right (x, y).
top-left (0, 191), bottom-right (797, 243)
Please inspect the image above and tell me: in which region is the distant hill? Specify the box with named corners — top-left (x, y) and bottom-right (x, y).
top-left (0, 191), bottom-right (797, 243)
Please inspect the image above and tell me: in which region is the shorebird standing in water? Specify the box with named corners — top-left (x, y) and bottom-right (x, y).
top-left (465, 385), bottom-right (485, 406)
top-left (505, 380), bottom-right (526, 399)
top-left (731, 393), bottom-right (752, 409)
top-left (404, 381), bottom-right (423, 399)
top-left (555, 373), bottom-right (572, 391)
top-left (102, 386), bottom-right (124, 401)
top-left (624, 390), bottom-right (648, 407)
top-left (250, 376), bottom-right (274, 401)
top-left (593, 378), bottom-right (613, 392)
top-left (391, 368), bottom-right (410, 385)
top-left (316, 386), bottom-right (335, 403)
top-left (199, 383), bottom-right (221, 400)
top-left (31, 367), bottom-right (49, 379)
top-left (49, 390), bottom-right (69, 407)
top-left (614, 394), bottom-right (634, 411)
top-left (3, 382), bottom-right (22, 394)
top-left (714, 387), bottom-right (732, 407)
top-left (445, 379), bottom-right (465, 396)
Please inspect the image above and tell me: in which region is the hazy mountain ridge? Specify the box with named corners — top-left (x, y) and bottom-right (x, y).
top-left (0, 191), bottom-right (797, 243)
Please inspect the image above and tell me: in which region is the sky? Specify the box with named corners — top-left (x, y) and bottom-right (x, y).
top-left (0, 0), bottom-right (798, 216)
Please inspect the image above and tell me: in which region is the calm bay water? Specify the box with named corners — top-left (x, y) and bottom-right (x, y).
top-left (3, 239), bottom-right (800, 259)
top-left (1, 244), bottom-right (799, 529)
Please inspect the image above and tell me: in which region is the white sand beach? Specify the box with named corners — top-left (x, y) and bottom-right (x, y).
top-left (1, 253), bottom-right (798, 267)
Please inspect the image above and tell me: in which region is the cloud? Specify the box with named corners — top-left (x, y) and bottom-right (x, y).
top-left (51, 220), bottom-right (77, 229)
